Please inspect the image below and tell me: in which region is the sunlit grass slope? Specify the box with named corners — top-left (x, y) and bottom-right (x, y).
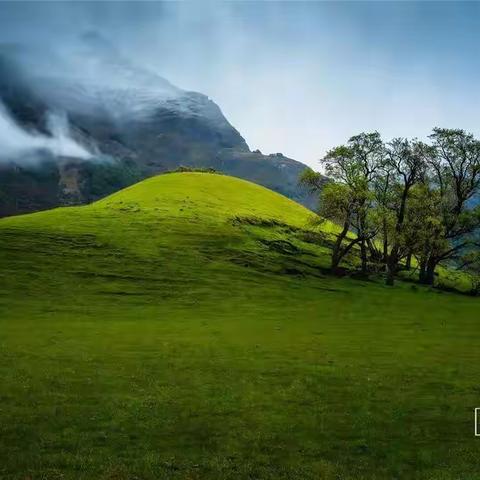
top-left (1, 172), bottom-right (480, 480)
top-left (95, 171), bottom-right (320, 223)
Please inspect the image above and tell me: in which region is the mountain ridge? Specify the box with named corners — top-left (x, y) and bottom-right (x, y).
top-left (0, 37), bottom-right (317, 217)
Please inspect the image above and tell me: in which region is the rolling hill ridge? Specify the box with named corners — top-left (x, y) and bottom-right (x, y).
top-left (0, 172), bottom-right (332, 305)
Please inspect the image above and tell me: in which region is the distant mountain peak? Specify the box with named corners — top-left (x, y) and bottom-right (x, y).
top-left (0, 36), bottom-right (316, 217)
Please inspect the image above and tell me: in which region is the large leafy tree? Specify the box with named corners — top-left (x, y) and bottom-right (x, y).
top-left (420, 128), bottom-right (480, 284)
top-left (302, 132), bottom-right (384, 275)
top-left (302, 128), bottom-right (480, 289)
top-left (383, 138), bottom-right (426, 285)
top-left (401, 184), bottom-right (446, 282)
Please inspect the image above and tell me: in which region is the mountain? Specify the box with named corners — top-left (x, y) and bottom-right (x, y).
top-left (0, 36), bottom-right (316, 217)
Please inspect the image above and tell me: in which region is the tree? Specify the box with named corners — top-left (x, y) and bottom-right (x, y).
top-left (420, 128), bottom-right (480, 284)
top-left (302, 132), bottom-right (384, 275)
top-left (316, 182), bottom-right (366, 273)
top-left (401, 184), bottom-right (446, 283)
top-left (299, 168), bottom-right (326, 193)
top-left (383, 138), bottom-right (426, 285)
top-left (371, 163), bottom-right (396, 265)
top-left (302, 128), bottom-right (480, 288)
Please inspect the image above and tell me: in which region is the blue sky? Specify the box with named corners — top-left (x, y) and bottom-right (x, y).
top-left (1, 1), bottom-right (480, 168)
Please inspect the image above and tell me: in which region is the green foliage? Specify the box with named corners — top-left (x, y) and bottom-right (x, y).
top-left (298, 167), bottom-right (325, 193)
top-left (428, 128), bottom-right (480, 206)
top-left (83, 158), bottom-right (143, 199)
top-left (305, 133), bottom-right (383, 274)
top-left (402, 185), bottom-right (447, 258)
top-left (324, 132), bottom-right (383, 187)
top-left (318, 182), bottom-right (352, 222)
top-left (170, 165), bottom-right (220, 174)
top-left (304, 128), bottom-right (480, 285)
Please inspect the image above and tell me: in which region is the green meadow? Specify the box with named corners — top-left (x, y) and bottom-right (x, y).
top-left (1, 172), bottom-right (479, 479)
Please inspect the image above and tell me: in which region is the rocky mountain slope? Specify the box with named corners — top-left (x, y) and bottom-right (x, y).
top-left (0, 35), bottom-right (316, 217)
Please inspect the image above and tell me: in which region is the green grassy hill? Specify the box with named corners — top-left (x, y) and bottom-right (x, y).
top-left (1, 172), bottom-right (479, 479)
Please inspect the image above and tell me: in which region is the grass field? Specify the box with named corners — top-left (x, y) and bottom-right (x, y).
top-left (1, 172), bottom-right (480, 479)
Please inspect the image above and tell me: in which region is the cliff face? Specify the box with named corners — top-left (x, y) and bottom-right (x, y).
top-left (0, 40), bottom-right (317, 217)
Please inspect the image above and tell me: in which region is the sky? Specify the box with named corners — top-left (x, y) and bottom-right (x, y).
top-left (1, 1), bottom-right (480, 168)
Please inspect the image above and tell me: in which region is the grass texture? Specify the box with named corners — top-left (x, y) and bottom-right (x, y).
top-left (1, 172), bottom-right (479, 479)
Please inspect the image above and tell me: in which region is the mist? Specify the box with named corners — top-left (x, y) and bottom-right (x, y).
top-left (1, 2), bottom-right (480, 167)
top-left (0, 102), bottom-right (92, 162)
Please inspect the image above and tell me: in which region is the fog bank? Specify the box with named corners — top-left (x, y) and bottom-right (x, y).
top-left (0, 102), bottom-right (92, 162)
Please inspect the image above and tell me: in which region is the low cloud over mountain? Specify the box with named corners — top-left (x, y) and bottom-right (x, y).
top-left (0, 33), bottom-right (314, 217)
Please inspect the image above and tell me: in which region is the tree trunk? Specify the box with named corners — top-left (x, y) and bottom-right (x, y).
top-left (366, 237), bottom-right (378, 261)
top-left (360, 239), bottom-right (368, 276)
top-left (331, 249), bottom-right (341, 275)
top-left (405, 252), bottom-right (412, 271)
top-left (419, 260), bottom-right (427, 284)
top-left (382, 220), bottom-right (388, 264)
top-left (385, 246), bottom-right (399, 286)
top-left (424, 257), bottom-right (437, 286)
top-left (330, 219), bottom-right (349, 275)
top-left (385, 185), bottom-right (410, 287)
top-left (386, 261), bottom-right (395, 286)
top-left (419, 257), bottom-right (436, 285)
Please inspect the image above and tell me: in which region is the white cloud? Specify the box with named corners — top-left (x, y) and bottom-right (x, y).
top-left (0, 102), bottom-right (92, 162)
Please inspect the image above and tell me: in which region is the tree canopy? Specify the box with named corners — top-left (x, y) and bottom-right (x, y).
top-left (302, 128), bottom-right (480, 289)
